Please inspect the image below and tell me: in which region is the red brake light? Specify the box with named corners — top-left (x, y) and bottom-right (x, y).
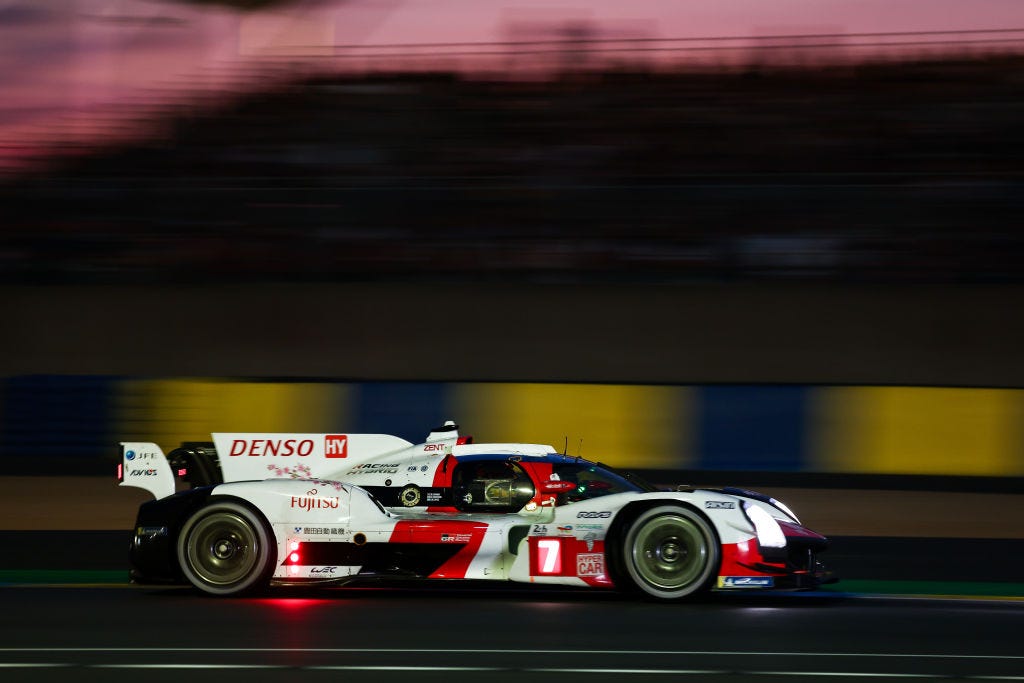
top-left (117, 463), bottom-right (123, 482)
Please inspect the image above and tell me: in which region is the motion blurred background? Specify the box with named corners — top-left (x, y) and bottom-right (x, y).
top-left (1, 0), bottom-right (1023, 536)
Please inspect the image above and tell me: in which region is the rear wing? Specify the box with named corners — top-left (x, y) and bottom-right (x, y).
top-left (118, 432), bottom-right (417, 500)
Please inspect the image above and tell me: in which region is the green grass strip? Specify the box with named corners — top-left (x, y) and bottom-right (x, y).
top-left (823, 579), bottom-right (1024, 598)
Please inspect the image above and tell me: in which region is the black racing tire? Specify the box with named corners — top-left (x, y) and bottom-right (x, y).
top-left (621, 505), bottom-right (719, 601)
top-left (177, 500), bottom-right (275, 597)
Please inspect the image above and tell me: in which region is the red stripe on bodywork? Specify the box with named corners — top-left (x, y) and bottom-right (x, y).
top-left (718, 539), bottom-right (784, 577)
top-left (389, 519), bottom-right (489, 579)
top-left (779, 520), bottom-right (827, 542)
top-left (426, 455), bottom-right (457, 512)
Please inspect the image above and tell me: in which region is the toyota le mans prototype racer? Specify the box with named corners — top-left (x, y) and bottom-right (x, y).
top-left (119, 421), bottom-right (832, 600)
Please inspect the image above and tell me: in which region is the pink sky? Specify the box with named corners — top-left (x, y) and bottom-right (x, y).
top-left (3, 0), bottom-right (1024, 172)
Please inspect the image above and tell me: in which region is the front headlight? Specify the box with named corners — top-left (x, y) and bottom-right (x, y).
top-left (742, 502), bottom-right (786, 549)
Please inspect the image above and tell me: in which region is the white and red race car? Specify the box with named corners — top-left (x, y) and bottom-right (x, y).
top-left (119, 421), bottom-right (832, 600)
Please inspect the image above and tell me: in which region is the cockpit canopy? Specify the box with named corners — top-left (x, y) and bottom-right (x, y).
top-left (451, 455), bottom-right (653, 513)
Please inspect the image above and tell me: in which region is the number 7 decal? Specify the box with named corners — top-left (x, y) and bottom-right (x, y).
top-left (537, 538), bottom-right (562, 574)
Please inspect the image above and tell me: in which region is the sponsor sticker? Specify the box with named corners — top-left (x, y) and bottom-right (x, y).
top-left (440, 533), bottom-right (472, 543)
top-left (310, 566), bottom-right (338, 575)
top-left (577, 553), bottom-right (604, 577)
top-left (325, 435), bottom-right (348, 458)
top-left (399, 485), bottom-right (422, 507)
top-left (290, 488), bottom-right (340, 511)
top-left (576, 511), bottom-right (612, 519)
top-left (230, 439), bottom-right (314, 457)
top-left (720, 576), bottom-right (774, 588)
top-left (126, 450), bottom-right (158, 461)
top-left (346, 463), bottom-right (400, 475)
top-left (705, 501), bottom-right (736, 509)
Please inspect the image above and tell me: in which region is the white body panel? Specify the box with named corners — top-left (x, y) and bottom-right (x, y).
top-left (119, 442), bottom-right (175, 500)
top-left (213, 432), bottom-right (415, 483)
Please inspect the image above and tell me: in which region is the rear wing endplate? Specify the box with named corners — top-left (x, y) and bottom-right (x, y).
top-left (118, 442), bottom-right (176, 500)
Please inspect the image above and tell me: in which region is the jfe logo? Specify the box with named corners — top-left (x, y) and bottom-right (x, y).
top-left (325, 435), bottom-right (348, 458)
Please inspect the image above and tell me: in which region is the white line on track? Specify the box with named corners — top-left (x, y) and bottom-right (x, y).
top-left (95, 664), bottom-right (287, 669)
top-left (0, 663), bottom-right (73, 668)
top-left (759, 673), bottom-right (936, 678)
top-left (1, 648), bottom-right (1022, 660)
top-left (0, 664), bottom-right (1021, 678)
top-left (314, 666), bottom-right (507, 671)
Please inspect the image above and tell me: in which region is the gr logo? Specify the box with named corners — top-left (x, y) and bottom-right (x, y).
top-left (325, 435), bottom-right (348, 458)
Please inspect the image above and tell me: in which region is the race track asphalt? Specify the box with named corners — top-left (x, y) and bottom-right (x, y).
top-left (3, 476), bottom-right (1024, 682)
top-left (0, 582), bottom-right (1022, 683)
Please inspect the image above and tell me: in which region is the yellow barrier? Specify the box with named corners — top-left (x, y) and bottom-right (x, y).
top-left (811, 386), bottom-right (1024, 476)
top-left (451, 383), bottom-right (692, 470)
top-left (115, 379), bottom-right (348, 447)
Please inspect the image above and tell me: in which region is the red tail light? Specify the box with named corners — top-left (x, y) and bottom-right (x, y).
top-left (287, 540), bottom-right (301, 564)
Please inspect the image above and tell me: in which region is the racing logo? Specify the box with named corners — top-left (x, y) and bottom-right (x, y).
top-left (705, 501), bottom-right (736, 509)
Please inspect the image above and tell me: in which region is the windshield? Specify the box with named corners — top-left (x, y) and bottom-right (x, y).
top-left (550, 461), bottom-right (654, 502)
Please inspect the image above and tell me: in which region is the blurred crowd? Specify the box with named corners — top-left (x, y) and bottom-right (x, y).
top-left (3, 56), bottom-right (1024, 283)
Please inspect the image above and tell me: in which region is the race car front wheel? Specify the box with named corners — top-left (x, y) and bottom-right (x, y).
top-left (177, 500), bottom-right (275, 596)
top-left (621, 505), bottom-right (719, 600)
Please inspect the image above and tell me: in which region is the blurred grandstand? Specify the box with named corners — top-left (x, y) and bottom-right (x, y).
top-left (3, 54), bottom-right (1024, 284)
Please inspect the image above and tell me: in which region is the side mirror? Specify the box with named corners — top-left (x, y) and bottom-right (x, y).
top-left (540, 480), bottom-right (577, 494)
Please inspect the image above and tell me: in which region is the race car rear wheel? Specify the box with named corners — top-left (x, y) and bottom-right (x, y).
top-left (621, 505), bottom-right (719, 600)
top-left (177, 500), bottom-right (275, 596)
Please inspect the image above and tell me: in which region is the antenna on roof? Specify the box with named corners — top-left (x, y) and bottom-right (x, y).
top-left (562, 436), bottom-right (568, 456)
top-left (575, 438), bottom-right (583, 463)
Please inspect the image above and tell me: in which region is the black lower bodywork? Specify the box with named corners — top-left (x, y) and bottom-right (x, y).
top-left (129, 488), bottom-right (215, 584)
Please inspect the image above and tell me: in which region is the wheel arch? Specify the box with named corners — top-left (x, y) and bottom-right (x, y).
top-left (175, 494), bottom-right (279, 596)
top-left (605, 499), bottom-right (722, 595)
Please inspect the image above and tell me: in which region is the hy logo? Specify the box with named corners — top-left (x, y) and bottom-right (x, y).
top-left (325, 435), bottom-right (348, 458)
